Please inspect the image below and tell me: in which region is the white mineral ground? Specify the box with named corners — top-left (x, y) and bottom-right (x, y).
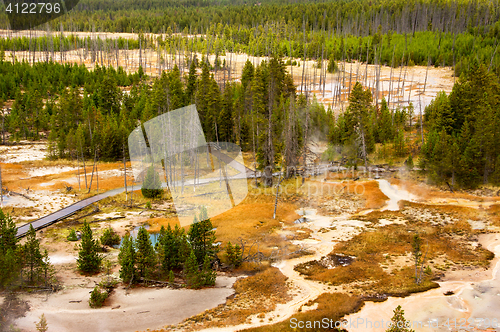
top-left (344, 233), bottom-right (500, 332)
top-left (199, 182), bottom-right (500, 332)
top-left (377, 179), bottom-right (417, 211)
top-left (0, 143), bottom-right (47, 163)
top-left (4, 146), bottom-right (500, 332)
top-left (0, 143), bottom-right (241, 332)
top-left (0, 29), bottom-right (455, 112)
top-left (15, 276), bottom-right (238, 332)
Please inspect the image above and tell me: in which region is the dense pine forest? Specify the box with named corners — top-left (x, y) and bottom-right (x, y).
top-left (0, 0), bottom-right (500, 188)
top-left (1, 0), bottom-right (500, 75)
top-left (0, 53), bottom-right (329, 172)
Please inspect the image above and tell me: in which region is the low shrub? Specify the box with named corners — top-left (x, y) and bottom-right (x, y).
top-left (89, 286), bottom-right (108, 308)
top-left (100, 227), bottom-right (121, 246)
top-left (67, 229), bottom-right (78, 241)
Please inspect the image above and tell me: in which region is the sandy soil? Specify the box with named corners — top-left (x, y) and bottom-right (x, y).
top-left (15, 276), bottom-right (237, 332)
top-left (344, 232), bottom-right (500, 332)
top-left (0, 141), bottom-right (240, 332)
top-left (0, 143), bottom-right (47, 163)
top-left (177, 178), bottom-right (500, 332)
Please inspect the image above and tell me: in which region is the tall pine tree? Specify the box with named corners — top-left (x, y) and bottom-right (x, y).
top-left (77, 222), bottom-right (102, 274)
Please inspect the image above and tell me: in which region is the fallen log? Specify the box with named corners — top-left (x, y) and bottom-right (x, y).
top-left (138, 277), bottom-right (183, 288)
top-left (8, 190), bottom-right (34, 201)
top-left (445, 181), bottom-right (455, 194)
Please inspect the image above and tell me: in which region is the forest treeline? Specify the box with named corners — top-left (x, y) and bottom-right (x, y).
top-left (1, 0), bottom-right (500, 76)
top-left (0, 210), bottom-right (55, 289)
top-left (118, 208), bottom-right (220, 289)
top-left (0, 53), bottom-right (330, 175)
top-left (1, 0), bottom-right (497, 35)
top-left (327, 59), bottom-right (500, 189)
top-left (0, 0), bottom-right (500, 188)
top-left (421, 61), bottom-right (500, 188)
top-left (2, 49), bottom-right (500, 188)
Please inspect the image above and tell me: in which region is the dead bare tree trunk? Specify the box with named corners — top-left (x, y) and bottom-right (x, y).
top-left (87, 149), bottom-right (97, 194)
top-left (96, 150), bottom-right (99, 192)
top-left (273, 176), bottom-right (284, 219)
top-left (387, 45), bottom-right (395, 113)
top-left (80, 141), bottom-right (87, 190)
top-left (76, 151), bottom-right (81, 191)
top-left (123, 144), bottom-right (128, 202)
top-left (301, 20), bottom-right (306, 96)
top-left (0, 163), bottom-right (3, 207)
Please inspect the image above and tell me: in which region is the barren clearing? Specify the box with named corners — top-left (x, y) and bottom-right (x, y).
top-left (158, 174), bottom-right (500, 332)
top-left (1, 28), bottom-right (454, 112)
top-left (0, 141), bottom-right (498, 332)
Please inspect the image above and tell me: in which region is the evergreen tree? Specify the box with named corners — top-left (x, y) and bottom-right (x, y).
top-left (77, 222), bottom-right (102, 274)
top-left (0, 209), bottom-right (17, 256)
top-left (225, 241), bottom-right (234, 266)
top-left (377, 98), bottom-right (394, 143)
top-left (89, 285), bottom-right (108, 308)
top-left (97, 75), bottom-right (122, 114)
top-left (157, 224), bottom-right (176, 273)
top-left (195, 60), bottom-right (214, 138)
top-left (219, 83), bottom-right (234, 142)
top-left (386, 305), bottom-right (415, 332)
top-left (393, 129), bottom-right (407, 158)
top-left (406, 154), bottom-right (414, 171)
top-left (135, 226), bottom-right (156, 279)
top-left (168, 65), bottom-right (186, 110)
top-left (327, 55), bottom-right (338, 73)
top-left (36, 314), bottom-right (48, 332)
top-left (100, 227), bottom-right (121, 246)
top-left (23, 225), bottom-right (44, 284)
top-left (184, 249), bottom-right (201, 289)
top-left (185, 56), bottom-right (198, 103)
top-left (225, 241), bottom-right (242, 268)
top-left (0, 209), bottom-right (19, 288)
top-left (346, 82), bottom-right (375, 167)
top-left (176, 225), bottom-right (192, 268)
top-left (241, 59), bottom-right (254, 91)
top-left (118, 234), bottom-right (136, 283)
top-left (201, 254), bottom-right (216, 286)
top-left (141, 165), bottom-right (164, 198)
top-left (188, 207), bottom-right (218, 265)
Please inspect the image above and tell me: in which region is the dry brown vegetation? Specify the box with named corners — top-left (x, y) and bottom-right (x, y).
top-left (294, 204), bottom-right (494, 299)
top-left (156, 267), bottom-right (291, 331)
top-left (241, 292), bottom-right (364, 332)
top-left (7, 206), bottom-right (39, 219)
top-left (1, 159), bottom-right (132, 192)
top-left (146, 217), bottom-right (181, 232)
top-left (308, 180), bottom-right (389, 210)
top-left (209, 189), bottom-right (301, 258)
top-left (390, 178), bottom-right (500, 202)
top-left (399, 201), bottom-right (489, 232)
top-left (487, 204), bottom-right (500, 227)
